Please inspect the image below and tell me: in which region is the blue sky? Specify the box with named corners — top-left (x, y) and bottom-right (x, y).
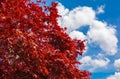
top-left (33, 0), bottom-right (120, 79)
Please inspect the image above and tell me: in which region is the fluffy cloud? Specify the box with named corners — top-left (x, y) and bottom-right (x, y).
top-left (57, 3), bottom-right (118, 55)
top-left (87, 20), bottom-right (118, 55)
top-left (69, 30), bottom-right (87, 40)
top-left (107, 72), bottom-right (120, 79)
top-left (114, 59), bottom-right (120, 71)
top-left (57, 3), bottom-right (95, 33)
top-left (79, 54), bottom-right (110, 72)
top-left (97, 5), bottom-right (105, 14)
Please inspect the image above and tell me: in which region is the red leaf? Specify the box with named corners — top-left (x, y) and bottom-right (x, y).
top-left (0, 0), bottom-right (91, 79)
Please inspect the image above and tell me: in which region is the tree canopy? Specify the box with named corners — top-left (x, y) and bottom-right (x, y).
top-left (0, 0), bottom-right (91, 79)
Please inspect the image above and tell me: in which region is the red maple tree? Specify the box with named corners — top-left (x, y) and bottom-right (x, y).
top-left (0, 0), bottom-right (91, 79)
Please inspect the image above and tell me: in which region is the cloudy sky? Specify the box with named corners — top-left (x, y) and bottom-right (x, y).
top-left (33, 0), bottom-right (120, 79)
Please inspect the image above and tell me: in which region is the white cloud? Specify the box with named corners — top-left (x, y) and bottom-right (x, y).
top-left (97, 5), bottom-right (105, 14)
top-left (79, 54), bottom-right (110, 72)
top-left (69, 30), bottom-right (87, 40)
top-left (107, 72), bottom-right (120, 79)
top-left (57, 3), bottom-right (69, 16)
top-left (114, 59), bottom-right (120, 71)
top-left (57, 3), bottom-right (118, 55)
top-left (87, 20), bottom-right (118, 55)
top-left (57, 3), bottom-right (95, 33)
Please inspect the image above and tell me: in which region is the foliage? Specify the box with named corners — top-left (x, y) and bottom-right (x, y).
top-left (0, 0), bottom-right (91, 79)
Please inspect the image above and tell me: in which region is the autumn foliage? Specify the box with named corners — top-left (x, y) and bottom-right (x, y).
top-left (0, 0), bottom-right (91, 79)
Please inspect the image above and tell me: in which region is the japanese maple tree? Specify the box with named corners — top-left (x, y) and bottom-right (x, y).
top-left (0, 0), bottom-right (91, 79)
